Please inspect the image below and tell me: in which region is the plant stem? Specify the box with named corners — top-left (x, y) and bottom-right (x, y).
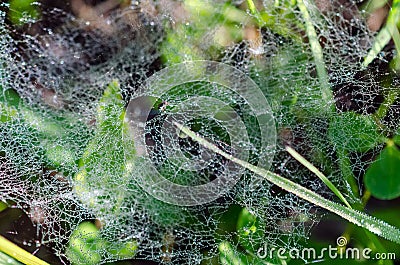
top-left (338, 190), bottom-right (392, 265)
top-left (246, 0), bottom-right (257, 15)
top-left (246, 0), bottom-right (264, 26)
top-left (175, 122), bottom-right (400, 245)
top-left (297, 0), bottom-right (332, 108)
top-left (285, 146), bottom-right (352, 208)
top-left (336, 148), bottom-right (360, 204)
top-left (0, 252), bottom-right (23, 265)
top-left (374, 88), bottom-right (399, 121)
top-left (363, 0), bottom-right (400, 67)
top-left (0, 236), bottom-right (49, 265)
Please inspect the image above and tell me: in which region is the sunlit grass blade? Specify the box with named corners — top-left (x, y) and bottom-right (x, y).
top-left (285, 146), bottom-right (352, 209)
top-left (174, 122), bottom-right (400, 245)
top-left (246, 0), bottom-right (257, 15)
top-left (246, 0), bottom-right (264, 26)
top-left (363, 0), bottom-right (400, 67)
top-left (0, 236), bottom-right (49, 265)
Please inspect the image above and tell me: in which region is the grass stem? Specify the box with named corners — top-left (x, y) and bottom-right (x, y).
top-left (0, 236), bottom-right (49, 265)
top-left (175, 122), bottom-right (400, 245)
top-left (297, 0), bottom-right (332, 108)
top-left (285, 146), bottom-right (352, 208)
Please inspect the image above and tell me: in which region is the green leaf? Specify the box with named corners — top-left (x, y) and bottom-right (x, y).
top-left (364, 142), bottom-right (400, 200)
top-left (361, 0), bottom-right (389, 14)
top-left (328, 112), bottom-right (381, 152)
top-left (66, 222), bottom-right (102, 265)
top-left (393, 131), bottom-right (400, 145)
top-left (297, 0), bottom-right (332, 109)
top-left (66, 222), bottom-right (137, 265)
top-left (8, 0), bottom-right (40, 26)
top-left (236, 208), bottom-right (263, 253)
top-left (74, 80), bottom-right (129, 208)
top-left (0, 89), bottom-right (20, 122)
top-left (219, 241), bottom-right (246, 265)
top-left (0, 202), bottom-right (7, 213)
top-left (66, 221), bottom-right (137, 265)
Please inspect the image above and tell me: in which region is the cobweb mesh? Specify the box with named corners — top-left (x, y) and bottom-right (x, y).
top-left (0, 0), bottom-right (397, 264)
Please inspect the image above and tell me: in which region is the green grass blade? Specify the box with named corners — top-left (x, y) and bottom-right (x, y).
top-left (285, 146), bottom-right (352, 209)
top-left (297, 0), bottom-right (332, 107)
top-left (246, 0), bottom-right (257, 15)
top-left (174, 122), bottom-right (400, 245)
top-left (0, 236), bottom-right (50, 265)
top-left (246, 0), bottom-right (264, 26)
top-left (363, 0), bottom-right (400, 67)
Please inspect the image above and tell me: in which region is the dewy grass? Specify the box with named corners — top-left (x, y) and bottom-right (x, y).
top-left (174, 122), bottom-right (400, 245)
top-left (285, 146), bottom-right (352, 209)
top-left (363, 0), bottom-right (400, 67)
top-left (0, 235), bottom-right (50, 265)
top-left (297, 0), bottom-right (332, 108)
top-left (3, 1), bottom-right (400, 263)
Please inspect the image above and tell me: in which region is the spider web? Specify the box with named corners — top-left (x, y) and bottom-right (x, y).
top-left (0, 0), bottom-right (397, 264)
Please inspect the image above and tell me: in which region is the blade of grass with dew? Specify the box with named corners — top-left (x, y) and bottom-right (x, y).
top-left (246, 0), bottom-right (263, 26)
top-left (174, 122), bottom-right (400, 244)
top-left (363, 0), bottom-right (400, 67)
top-left (285, 146), bottom-right (352, 209)
top-left (0, 236), bottom-right (50, 265)
top-left (297, 0), bottom-right (332, 107)
top-left (287, 144), bottom-right (392, 260)
top-left (374, 89), bottom-right (399, 122)
top-left (246, 0), bottom-right (257, 15)
top-left (296, 0), bottom-right (362, 208)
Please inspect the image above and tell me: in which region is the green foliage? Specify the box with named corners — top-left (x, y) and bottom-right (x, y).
top-left (161, 0), bottom-right (248, 63)
top-left (363, 0), bottom-right (400, 67)
top-left (236, 208), bottom-right (262, 253)
top-left (286, 146), bottom-right (352, 207)
top-left (0, 89), bottom-right (85, 172)
top-left (66, 222), bottom-right (137, 265)
top-left (8, 0), bottom-right (40, 25)
top-left (219, 241), bottom-right (246, 265)
top-left (177, 122), bottom-right (400, 244)
top-left (0, 202), bottom-right (7, 213)
top-left (328, 112), bottom-right (381, 153)
top-left (3, 0), bottom-right (400, 264)
top-left (74, 80), bottom-right (131, 210)
top-left (0, 252), bottom-right (23, 265)
top-left (66, 222), bottom-right (102, 265)
top-left (365, 141), bottom-right (400, 200)
top-left (0, 89), bottom-right (19, 122)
